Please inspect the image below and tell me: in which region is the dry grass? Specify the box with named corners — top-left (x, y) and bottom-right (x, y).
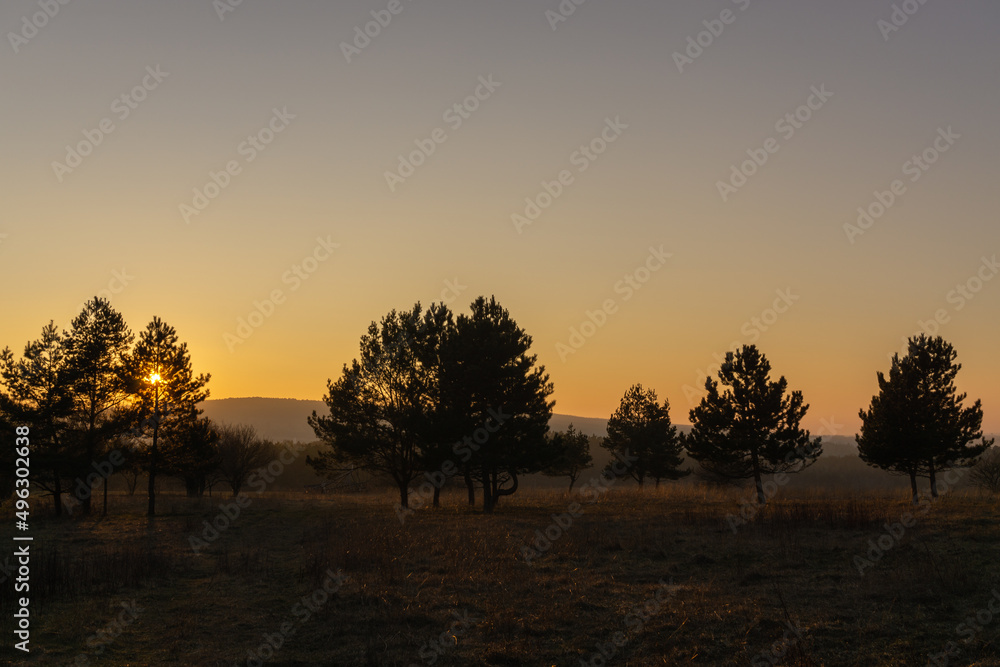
top-left (2, 485), bottom-right (999, 666)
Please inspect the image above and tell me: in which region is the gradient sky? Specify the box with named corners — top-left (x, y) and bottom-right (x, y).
top-left (2, 0), bottom-right (998, 435)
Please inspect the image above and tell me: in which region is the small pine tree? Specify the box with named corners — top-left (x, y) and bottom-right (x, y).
top-left (542, 424), bottom-right (593, 491)
top-left (602, 384), bottom-right (689, 486)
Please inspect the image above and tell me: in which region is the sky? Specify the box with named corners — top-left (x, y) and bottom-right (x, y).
top-left (2, 0), bottom-right (999, 435)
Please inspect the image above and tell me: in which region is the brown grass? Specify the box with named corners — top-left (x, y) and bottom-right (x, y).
top-left (2, 486), bottom-right (999, 666)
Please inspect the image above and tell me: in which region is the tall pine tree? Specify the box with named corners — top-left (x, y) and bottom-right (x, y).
top-left (63, 298), bottom-right (133, 514)
top-left (0, 323), bottom-right (75, 515)
top-left (127, 317), bottom-right (210, 517)
top-left (685, 345), bottom-right (821, 504)
top-left (858, 335), bottom-right (991, 501)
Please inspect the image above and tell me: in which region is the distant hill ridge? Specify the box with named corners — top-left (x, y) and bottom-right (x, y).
top-left (200, 397), bottom-right (864, 457)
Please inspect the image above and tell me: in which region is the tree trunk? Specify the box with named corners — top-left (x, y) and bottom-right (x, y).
top-left (909, 471), bottom-right (918, 504)
top-left (53, 473), bottom-right (62, 517)
top-left (751, 452), bottom-right (766, 504)
top-left (432, 485), bottom-right (441, 508)
top-left (929, 463), bottom-right (938, 498)
top-left (147, 437), bottom-right (157, 518)
top-left (398, 481), bottom-right (409, 509)
top-left (568, 476), bottom-right (576, 492)
top-left (481, 470), bottom-right (493, 514)
top-left (102, 476), bottom-right (108, 516)
top-left (492, 469), bottom-right (519, 510)
top-left (465, 470), bottom-right (475, 506)
top-left (147, 467), bottom-right (156, 517)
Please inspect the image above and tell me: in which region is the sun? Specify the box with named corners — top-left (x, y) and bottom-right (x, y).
top-left (148, 372), bottom-right (161, 384)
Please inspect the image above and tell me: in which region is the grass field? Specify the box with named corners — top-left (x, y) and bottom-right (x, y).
top-left (2, 485), bottom-right (999, 666)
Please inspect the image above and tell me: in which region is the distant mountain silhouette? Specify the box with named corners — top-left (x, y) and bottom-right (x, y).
top-left (199, 397), bottom-right (861, 457)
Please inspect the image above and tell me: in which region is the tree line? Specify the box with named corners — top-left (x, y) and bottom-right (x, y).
top-left (307, 297), bottom-right (993, 510)
top-left (0, 298), bottom-right (283, 516)
top-left (1, 295), bottom-right (994, 517)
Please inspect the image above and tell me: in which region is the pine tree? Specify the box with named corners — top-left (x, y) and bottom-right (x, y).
top-left (0, 323), bottom-right (75, 515)
top-left (437, 297), bottom-right (553, 513)
top-left (63, 298), bottom-right (133, 514)
top-left (685, 345), bottom-right (821, 504)
top-left (858, 335), bottom-right (992, 501)
top-left (308, 305), bottom-right (436, 510)
top-left (127, 317), bottom-right (210, 517)
top-left (543, 424), bottom-right (594, 491)
top-left (602, 384), bottom-right (688, 486)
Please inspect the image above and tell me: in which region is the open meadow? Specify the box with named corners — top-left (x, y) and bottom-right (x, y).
top-left (3, 486), bottom-right (999, 666)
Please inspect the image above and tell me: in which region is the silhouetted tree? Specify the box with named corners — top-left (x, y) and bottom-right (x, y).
top-left (104, 430), bottom-right (142, 496)
top-left (970, 447), bottom-right (1000, 495)
top-left (602, 384), bottom-right (688, 487)
top-left (62, 298), bottom-right (133, 515)
top-left (309, 305), bottom-right (438, 509)
top-left (0, 323), bottom-right (75, 515)
top-left (162, 413), bottom-right (220, 497)
top-left (409, 303), bottom-right (456, 508)
top-left (685, 345), bottom-right (821, 504)
top-left (439, 296), bottom-right (554, 513)
top-left (856, 347), bottom-right (924, 503)
top-left (127, 317), bottom-right (210, 517)
top-left (858, 335), bottom-right (992, 501)
top-left (215, 423), bottom-right (277, 497)
top-left (0, 407), bottom-right (13, 502)
top-left (542, 424), bottom-right (593, 491)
